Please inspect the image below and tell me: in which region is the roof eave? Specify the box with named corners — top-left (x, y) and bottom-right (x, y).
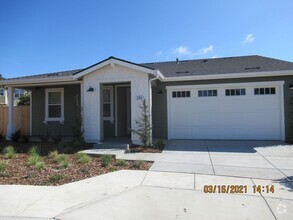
top-left (0, 76), bottom-right (76, 87)
top-left (162, 70), bottom-right (293, 82)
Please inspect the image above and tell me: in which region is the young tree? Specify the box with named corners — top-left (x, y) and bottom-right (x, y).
top-left (132, 99), bottom-right (151, 147)
top-left (17, 93), bottom-right (30, 106)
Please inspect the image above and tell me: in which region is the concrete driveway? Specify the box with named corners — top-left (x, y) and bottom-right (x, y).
top-left (150, 140), bottom-right (293, 180)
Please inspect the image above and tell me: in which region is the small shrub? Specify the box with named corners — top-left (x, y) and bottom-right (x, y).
top-left (35, 161), bottom-right (45, 170)
top-left (3, 145), bottom-right (15, 159)
top-left (58, 160), bottom-right (69, 169)
top-left (101, 155), bottom-right (112, 167)
top-left (28, 146), bottom-right (40, 156)
top-left (154, 139), bottom-right (165, 150)
top-left (11, 130), bottom-right (21, 142)
top-left (56, 154), bottom-right (68, 163)
top-left (0, 160), bottom-right (7, 176)
top-left (48, 150), bottom-right (59, 160)
top-left (76, 153), bottom-right (91, 164)
top-left (115, 159), bottom-right (128, 167)
top-left (49, 174), bottom-right (64, 183)
top-left (132, 160), bottom-right (143, 169)
top-left (28, 154), bottom-right (41, 166)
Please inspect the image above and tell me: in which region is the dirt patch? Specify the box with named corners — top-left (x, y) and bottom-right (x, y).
top-left (0, 142), bottom-right (152, 186)
top-left (129, 146), bottom-right (162, 153)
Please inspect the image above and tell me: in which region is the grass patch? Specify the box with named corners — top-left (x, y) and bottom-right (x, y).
top-left (3, 145), bottom-right (15, 159)
top-left (115, 159), bottom-right (128, 167)
top-left (48, 150), bottom-right (59, 160)
top-left (56, 154), bottom-right (70, 169)
top-left (0, 160), bottom-right (8, 177)
top-left (49, 174), bottom-right (64, 183)
top-left (27, 154), bottom-right (44, 170)
top-left (132, 160), bottom-right (143, 169)
top-left (76, 153), bottom-right (91, 164)
top-left (29, 146), bottom-right (40, 156)
top-left (101, 155), bottom-right (112, 167)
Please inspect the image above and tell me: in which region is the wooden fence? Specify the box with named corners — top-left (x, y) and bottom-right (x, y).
top-left (0, 106), bottom-right (30, 136)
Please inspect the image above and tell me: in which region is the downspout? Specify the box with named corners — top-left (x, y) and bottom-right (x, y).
top-left (149, 72), bottom-right (159, 146)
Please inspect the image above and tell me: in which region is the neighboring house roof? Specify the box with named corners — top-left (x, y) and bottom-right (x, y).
top-left (0, 55), bottom-right (293, 84)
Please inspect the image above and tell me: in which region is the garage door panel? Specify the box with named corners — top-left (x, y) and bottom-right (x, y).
top-left (168, 83), bottom-right (283, 140)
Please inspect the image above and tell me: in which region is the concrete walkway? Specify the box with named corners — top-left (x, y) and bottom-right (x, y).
top-left (0, 170), bottom-right (292, 219)
top-left (84, 140), bottom-right (293, 180)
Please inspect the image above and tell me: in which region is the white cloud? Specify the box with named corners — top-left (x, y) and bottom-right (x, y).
top-left (169, 45), bottom-right (214, 58)
top-left (243, 34), bottom-right (255, 43)
top-left (198, 45), bottom-right (214, 55)
top-left (211, 55), bottom-right (218, 58)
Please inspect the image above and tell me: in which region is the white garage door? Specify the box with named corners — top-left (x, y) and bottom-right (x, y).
top-left (167, 82), bottom-right (284, 140)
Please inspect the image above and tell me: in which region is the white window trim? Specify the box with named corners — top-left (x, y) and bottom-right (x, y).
top-left (0, 88), bottom-right (5, 96)
top-left (14, 89), bottom-right (24, 99)
top-left (103, 86), bottom-right (114, 122)
top-left (44, 88), bottom-right (64, 123)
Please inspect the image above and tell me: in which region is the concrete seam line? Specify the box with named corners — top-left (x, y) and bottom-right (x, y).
top-left (255, 150), bottom-right (289, 179)
top-left (251, 179), bottom-right (278, 220)
top-left (205, 140), bottom-right (216, 175)
top-left (54, 185), bottom-right (141, 218)
top-left (140, 170), bottom-right (149, 185)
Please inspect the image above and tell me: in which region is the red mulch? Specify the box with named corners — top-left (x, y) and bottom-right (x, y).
top-left (129, 146), bottom-right (162, 153)
top-left (0, 142), bottom-right (152, 186)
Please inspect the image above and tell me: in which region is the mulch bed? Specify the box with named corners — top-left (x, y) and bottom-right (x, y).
top-left (0, 142), bottom-right (152, 186)
top-left (129, 146), bottom-right (162, 153)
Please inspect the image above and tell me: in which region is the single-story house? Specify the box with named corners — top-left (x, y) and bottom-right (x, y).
top-left (0, 55), bottom-right (293, 143)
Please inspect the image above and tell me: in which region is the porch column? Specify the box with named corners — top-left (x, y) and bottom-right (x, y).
top-left (6, 87), bottom-right (15, 140)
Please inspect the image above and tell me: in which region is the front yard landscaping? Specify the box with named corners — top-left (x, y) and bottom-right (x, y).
top-left (0, 142), bottom-right (152, 186)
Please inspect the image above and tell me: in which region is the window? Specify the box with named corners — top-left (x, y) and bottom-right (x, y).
top-left (103, 87), bottom-right (113, 120)
top-left (198, 90), bottom-right (217, 97)
top-left (172, 91), bottom-right (190, 98)
top-left (45, 88), bottom-right (64, 122)
top-left (0, 88), bottom-right (4, 96)
top-left (225, 88), bottom-right (246, 96)
top-left (254, 87), bottom-right (276, 95)
top-left (14, 89), bottom-right (25, 98)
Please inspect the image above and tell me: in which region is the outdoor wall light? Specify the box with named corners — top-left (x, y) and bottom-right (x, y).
top-left (87, 87), bottom-right (94, 92)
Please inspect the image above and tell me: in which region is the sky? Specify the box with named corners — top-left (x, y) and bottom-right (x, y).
top-left (0, 0), bottom-right (292, 78)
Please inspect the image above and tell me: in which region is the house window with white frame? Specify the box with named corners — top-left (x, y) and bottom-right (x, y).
top-left (103, 87), bottom-right (113, 121)
top-left (14, 89), bottom-right (25, 98)
top-left (45, 88), bottom-right (64, 122)
top-left (0, 88), bottom-right (4, 96)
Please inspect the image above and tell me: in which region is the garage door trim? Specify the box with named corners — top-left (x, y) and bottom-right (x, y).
top-left (166, 81), bottom-right (285, 141)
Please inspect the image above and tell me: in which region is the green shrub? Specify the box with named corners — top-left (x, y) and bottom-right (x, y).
top-left (101, 155), bottom-right (112, 167)
top-left (28, 154), bottom-right (41, 166)
top-left (0, 160), bottom-right (7, 176)
top-left (154, 139), bottom-right (165, 150)
top-left (49, 174), bottom-right (64, 183)
top-left (29, 146), bottom-right (40, 156)
top-left (115, 159), bottom-right (128, 167)
top-left (11, 130), bottom-right (21, 142)
top-left (48, 150), bottom-right (59, 160)
top-left (34, 161), bottom-right (45, 170)
top-left (58, 160), bottom-right (69, 169)
top-left (132, 160), bottom-right (143, 169)
top-left (3, 145), bottom-right (15, 159)
top-left (76, 153), bottom-right (91, 164)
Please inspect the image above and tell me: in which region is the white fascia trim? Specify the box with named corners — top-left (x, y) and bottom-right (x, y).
top-left (0, 76), bottom-right (75, 86)
top-left (166, 81), bottom-right (285, 90)
top-left (162, 70), bottom-right (293, 82)
top-left (72, 58), bottom-right (162, 79)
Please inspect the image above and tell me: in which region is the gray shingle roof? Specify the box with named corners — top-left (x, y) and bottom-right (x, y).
top-left (2, 55), bottom-right (293, 81)
top-left (142, 55), bottom-right (293, 77)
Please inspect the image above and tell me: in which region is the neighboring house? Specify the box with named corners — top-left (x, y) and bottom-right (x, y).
top-left (0, 77), bottom-right (26, 106)
top-left (0, 55), bottom-right (293, 143)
